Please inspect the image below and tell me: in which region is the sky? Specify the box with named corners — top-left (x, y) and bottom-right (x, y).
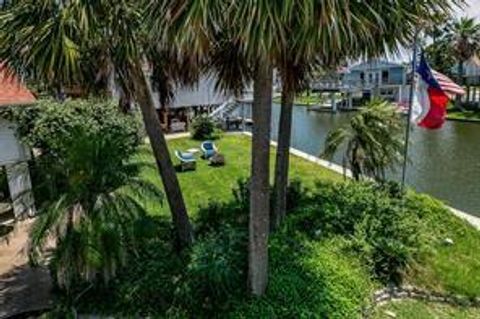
top-left (392, 0), bottom-right (480, 62)
top-left (458, 0), bottom-right (480, 19)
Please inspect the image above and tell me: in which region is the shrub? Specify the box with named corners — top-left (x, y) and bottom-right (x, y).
top-left (195, 200), bottom-right (247, 236)
top-left (0, 99), bottom-right (142, 204)
top-left (350, 201), bottom-right (425, 284)
top-left (0, 99), bottom-right (142, 157)
top-left (229, 236), bottom-right (374, 318)
top-left (190, 115), bottom-right (222, 140)
top-left (76, 222), bottom-right (184, 316)
top-left (176, 226), bottom-right (248, 315)
top-left (1, 99), bottom-right (158, 298)
top-left (231, 177), bottom-right (309, 214)
top-left (287, 181), bottom-right (426, 284)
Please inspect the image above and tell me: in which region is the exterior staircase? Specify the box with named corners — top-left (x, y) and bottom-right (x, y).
top-left (209, 99), bottom-right (239, 121)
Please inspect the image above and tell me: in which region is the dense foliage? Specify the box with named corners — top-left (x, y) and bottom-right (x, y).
top-left (1, 99), bottom-right (162, 297)
top-left (69, 177), bottom-right (468, 317)
top-left (190, 115), bottom-right (222, 140)
top-left (0, 99), bottom-right (141, 157)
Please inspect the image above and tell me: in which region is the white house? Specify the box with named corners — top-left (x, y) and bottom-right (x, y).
top-left (0, 65), bottom-right (36, 221)
top-left (312, 60), bottom-right (411, 110)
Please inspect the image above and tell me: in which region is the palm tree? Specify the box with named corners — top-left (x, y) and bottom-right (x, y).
top-left (321, 100), bottom-right (404, 181)
top-left (154, 0), bottom-right (457, 295)
top-left (446, 17), bottom-right (480, 108)
top-left (271, 0), bottom-right (456, 227)
top-left (28, 113), bottom-right (163, 296)
top-left (0, 0), bottom-right (194, 249)
top-left (154, 0), bottom-right (288, 295)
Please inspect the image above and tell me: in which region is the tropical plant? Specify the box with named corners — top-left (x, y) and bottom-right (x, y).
top-left (445, 17), bottom-right (480, 107)
top-left (28, 121), bottom-right (162, 298)
top-left (321, 99), bottom-right (404, 182)
top-left (152, 0), bottom-right (278, 295)
top-left (0, 0), bottom-right (193, 249)
top-left (271, 0), bottom-right (457, 228)
top-left (153, 0), bottom-right (457, 295)
top-left (190, 115), bottom-right (222, 140)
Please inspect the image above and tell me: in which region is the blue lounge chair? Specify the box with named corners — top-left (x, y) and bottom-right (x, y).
top-left (174, 150), bottom-right (196, 171)
top-left (201, 141), bottom-right (217, 159)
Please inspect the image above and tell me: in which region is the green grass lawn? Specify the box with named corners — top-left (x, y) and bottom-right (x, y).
top-left (373, 300), bottom-right (480, 319)
top-left (138, 134), bottom-right (341, 218)
top-left (137, 134), bottom-right (480, 306)
top-left (447, 109), bottom-right (480, 122)
top-left (406, 196), bottom-right (480, 297)
top-left (273, 92), bottom-right (329, 106)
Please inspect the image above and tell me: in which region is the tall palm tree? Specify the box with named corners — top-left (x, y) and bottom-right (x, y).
top-left (446, 17), bottom-right (480, 107)
top-left (271, 0), bottom-right (457, 227)
top-left (0, 0), bottom-right (194, 249)
top-left (153, 0), bottom-right (289, 295)
top-left (153, 0), bottom-right (458, 295)
top-left (321, 100), bottom-right (404, 181)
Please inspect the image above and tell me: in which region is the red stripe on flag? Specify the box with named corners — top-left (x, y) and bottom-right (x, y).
top-left (418, 87), bottom-right (449, 129)
top-left (431, 70), bottom-right (465, 95)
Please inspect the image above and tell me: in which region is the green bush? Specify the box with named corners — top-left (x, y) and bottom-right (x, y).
top-left (196, 178), bottom-right (309, 236)
top-left (229, 236), bottom-right (374, 318)
top-left (0, 99), bottom-right (141, 152)
top-left (76, 222), bottom-right (184, 316)
top-left (287, 181), bottom-right (426, 284)
top-left (0, 99), bottom-right (142, 204)
top-left (1, 99), bottom-right (158, 299)
top-left (176, 226), bottom-right (248, 315)
top-left (190, 115), bottom-right (222, 140)
top-left (234, 178), bottom-right (309, 213)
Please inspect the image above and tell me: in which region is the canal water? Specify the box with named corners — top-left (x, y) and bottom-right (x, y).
top-left (237, 103), bottom-right (480, 216)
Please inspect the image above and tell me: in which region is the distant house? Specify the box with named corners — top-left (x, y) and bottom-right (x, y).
top-left (0, 64), bottom-right (36, 221)
top-left (433, 56), bottom-right (480, 106)
top-left (457, 56), bottom-right (480, 105)
top-left (150, 75), bottom-right (233, 132)
top-left (311, 60), bottom-right (410, 110)
top-left (343, 60), bottom-right (410, 106)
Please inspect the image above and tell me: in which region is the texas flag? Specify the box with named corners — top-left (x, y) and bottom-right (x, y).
top-left (411, 54), bottom-right (465, 129)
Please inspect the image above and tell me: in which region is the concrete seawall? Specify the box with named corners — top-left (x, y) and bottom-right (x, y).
top-left (162, 131), bottom-right (480, 230)
top-left (239, 131), bottom-right (480, 230)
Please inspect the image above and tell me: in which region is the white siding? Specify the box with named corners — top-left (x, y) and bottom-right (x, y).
top-left (169, 76), bottom-right (230, 108)
top-left (0, 119), bottom-right (30, 165)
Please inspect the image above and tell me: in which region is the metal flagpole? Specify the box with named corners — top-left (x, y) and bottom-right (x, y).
top-left (401, 30), bottom-right (420, 190)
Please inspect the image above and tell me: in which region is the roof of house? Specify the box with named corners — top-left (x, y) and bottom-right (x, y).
top-left (0, 64), bottom-right (36, 107)
top-left (349, 60), bottom-right (405, 72)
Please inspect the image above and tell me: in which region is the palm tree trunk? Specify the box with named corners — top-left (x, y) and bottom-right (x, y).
top-left (119, 88), bottom-right (132, 113)
top-left (272, 85), bottom-right (294, 229)
top-left (456, 61), bottom-right (464, 109)
top-left (248, 61), bottom-right (273, 296)
top-left (130, 62), bottom-right (193, 250)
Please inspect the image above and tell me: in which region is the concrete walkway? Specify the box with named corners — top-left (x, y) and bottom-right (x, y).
top-left (0, 220), bottom-right (52, 319)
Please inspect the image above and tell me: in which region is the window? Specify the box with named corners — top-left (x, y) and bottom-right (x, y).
top-left (382, 70), bottom-right (389, 84)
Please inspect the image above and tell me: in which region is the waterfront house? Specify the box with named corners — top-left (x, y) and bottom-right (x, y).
top-left (0, 65), bottom-right (36, 222)
top-left (458, 56), bottom-right (480, 106)
top-left (151, 75), bottom-right (232, 132)
top-left (311, 59), bottom-right (411, 110)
